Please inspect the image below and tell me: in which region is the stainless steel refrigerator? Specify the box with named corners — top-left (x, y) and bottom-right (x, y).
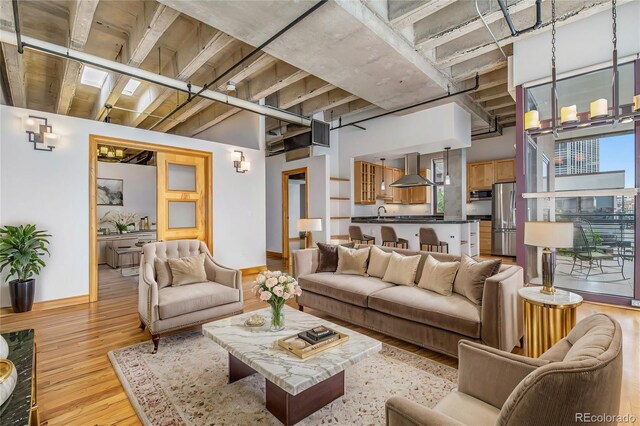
top-left (492, 182), bottom-right (516, 256)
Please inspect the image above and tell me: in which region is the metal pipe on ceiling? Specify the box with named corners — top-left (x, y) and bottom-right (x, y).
top-left (1, 26), bottom-right (314, 129)
top-left (149, 0), bottom-right (328, 130)
top-left (330, 74), bottom-right (480, 131)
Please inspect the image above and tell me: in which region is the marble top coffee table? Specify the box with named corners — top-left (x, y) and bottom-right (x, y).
top-left (203, 305), bottom-right (381, 425)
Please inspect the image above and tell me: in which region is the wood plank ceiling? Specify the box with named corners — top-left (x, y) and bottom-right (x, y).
top-left (0, 0), bottom-right (617, 143)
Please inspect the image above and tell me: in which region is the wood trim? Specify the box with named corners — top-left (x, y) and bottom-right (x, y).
top-left (0, 295), bottom-right (89, 317)
top-left (330, 197), bottom-right (349, 200)
top-left (282, 167), bottom-right (309, 260)
top-left (240, 265), bottom-right (267, 275)
top-left (330, 217), bottom-right (350, 220)
top-left (330, 177), bottom-right (349, 182)
top-left (266, 251), bottom-right (283, 259)
top-left (89, 134), bottom-right (213, 304)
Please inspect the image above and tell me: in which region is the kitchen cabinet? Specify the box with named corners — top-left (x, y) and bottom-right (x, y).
top-left (375, 165), bottom-right (394, 200)
top-left (354, 161), bottom-right (376, 204)
top-left (408, 169), bottom-right (432, 204)
top-left (494, 158), bottom-right (516, 183)
top-left (468, 161), bottom-right (495, 191)
top-left (479, 221), bottom-right (492, 255)
top-left (389, 168), bottom-right (408, 204)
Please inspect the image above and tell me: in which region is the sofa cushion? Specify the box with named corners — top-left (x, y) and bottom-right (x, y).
top-left (368, 286), bottom-right (481, 337)
top-left (453, 254), bottom-right (501, 305)
top-left (382, 251), bottom-right (421, 286)
top-left (298, 272), bottom-right (395, 307)
top-left (417, 255), bottom-right (460, 296)
top-left (336, 246), bottom-right (371, 276)
top-left (168, 253), bottom-right (207, 286)
top-left (155, 257), bottom-right (173, 289)
top-left (316, 242), bottom-right (355, 273)
top-left (158, 281), bottom-right (240, 319)
top-left (367, 246), bottom-right (392, 278)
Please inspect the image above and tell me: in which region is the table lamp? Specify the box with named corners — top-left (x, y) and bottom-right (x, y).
top-left (524, 222), bottom-right (574, 295)
top-left (297, 218), bottom-right (322, 249)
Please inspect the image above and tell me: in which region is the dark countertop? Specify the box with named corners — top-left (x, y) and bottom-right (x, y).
top-left (467, 215), bottom-right (492, 221)
top-left (351, 215), bottom-right (480, 224)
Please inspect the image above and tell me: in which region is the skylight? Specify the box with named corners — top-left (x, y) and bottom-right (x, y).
top-left (121, 79), bottom-right (141, 96)
top-left (80, 66), bottom-right (108, 88)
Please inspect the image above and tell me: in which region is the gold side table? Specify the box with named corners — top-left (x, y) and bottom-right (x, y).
top-left (519, 286), bottom-right (583, 358)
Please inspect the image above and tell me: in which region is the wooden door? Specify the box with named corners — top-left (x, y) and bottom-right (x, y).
top-left (156, 152), bottom-right (209, 245)
top-left (494, 158), bottom-right (516, 183)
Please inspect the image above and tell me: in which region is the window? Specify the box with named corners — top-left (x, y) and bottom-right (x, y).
top-left (432, 158), bottom-right (445, 214)
top-left (80, 66), bottom-right (108, 88)
top-left (121, 79), bottom-right (141, 96)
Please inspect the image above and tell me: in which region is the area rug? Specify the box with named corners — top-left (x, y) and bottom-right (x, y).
top-left (108, 330), bottom-right (458, 425)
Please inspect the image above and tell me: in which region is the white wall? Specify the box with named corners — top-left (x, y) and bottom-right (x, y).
top-left (195, 110), bottom-right (262, 150)
top-left (513, 2), bottom-right (640, 86)
top-left (97, 162), bottom-right (156, 229)
top-left (0, 105), bottom-right (266, 307)
top-left (266, 153), bottom-right (329, 253)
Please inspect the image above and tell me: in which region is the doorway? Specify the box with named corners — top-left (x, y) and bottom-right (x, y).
top-left (89, 135), bottom-right (212, 302)
top-left (282, 168), bottom-right (309, 261)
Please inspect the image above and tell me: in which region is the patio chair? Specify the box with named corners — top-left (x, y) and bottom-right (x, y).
top-left (570, 224), bottom-right (616, 278)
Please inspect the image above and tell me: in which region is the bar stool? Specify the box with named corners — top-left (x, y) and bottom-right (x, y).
top-left (349, 225), bottom-right (375, 245)
top-left (419, 227), bottom-right (449, 253)
top-left (381, 226), bottom-right (408, 249)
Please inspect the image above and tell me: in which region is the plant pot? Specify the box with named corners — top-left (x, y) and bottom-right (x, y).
top-left (9, 279), bottom-right (35, 313)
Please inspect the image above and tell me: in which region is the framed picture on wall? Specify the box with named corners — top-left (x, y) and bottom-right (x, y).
top-left (97, 178), bottom-right (124, 206)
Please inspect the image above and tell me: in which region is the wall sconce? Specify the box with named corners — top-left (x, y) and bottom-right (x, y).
top-left (233, 150), bottom-right (250, 173)
top-left (24, 115), bottom-right (56, 151)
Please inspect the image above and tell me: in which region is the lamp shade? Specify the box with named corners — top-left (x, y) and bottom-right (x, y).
top-left (297, 218), bottom-right (322, 232)
top-left (524, 222), bottom-right (574, 248)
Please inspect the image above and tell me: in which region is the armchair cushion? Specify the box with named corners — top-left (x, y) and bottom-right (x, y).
top-left (168, 253), bottom-right (207, 286)
top-left (154, 258), bottom-right (173, 289)
top-left (434, 392), bottom-right (500, 426)
top-left (386, 396), bottom-right (464, 426)
top-left (158, 281), bottom-right (240, 319)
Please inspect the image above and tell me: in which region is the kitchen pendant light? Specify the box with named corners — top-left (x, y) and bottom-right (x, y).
top-left (444, 147), bottom-right (451, 185)
top-left (380, 158), bottom-right (386, 191)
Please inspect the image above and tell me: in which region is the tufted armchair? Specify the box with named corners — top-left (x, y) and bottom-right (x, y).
top-left (386, 313), bottom-right (623, 426)
top-left (138, 240), bottom-right (243, 353)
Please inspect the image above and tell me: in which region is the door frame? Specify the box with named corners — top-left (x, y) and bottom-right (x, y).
top-left (282, 167), bottom-right (309, 260)
top-left (89, 134), bottom-right (213, 302)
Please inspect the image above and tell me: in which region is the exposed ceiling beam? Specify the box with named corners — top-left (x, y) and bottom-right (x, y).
top-left (465, 67), bottom-right (508, 91)
top-left (492, 106), bottom-right (517, 117)
top-left (450, 47), bottom-right (511, 81)
top-left (91, 3), bottom-right (180, 121)
top-left (0, 2), bottom-right (26, 108)
top-left (152, 52), bottom-right (278, 133)
top-left (301, 88), bottom-right (359, 116)
top-left (56, 0), bottom-right (99, 115)
top-left (414, 0), bottom-right (533, 51)
top-left (388, 0), bottom-right (455, 29)
top-left (323, 98), bottom-right (375, 121)
top-left (171, 102), bottom-right (241, 136)
top-left (278, 75), bottom-right (334, 110)
top-left (126, 28), bottom-right (234, 127)
top-left (473, 83), bottom-right (509, 102)
top-left (483, 95), bottom-right (515, 111)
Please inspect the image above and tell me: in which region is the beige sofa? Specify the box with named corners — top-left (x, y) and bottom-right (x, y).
top-left (293, 245), bottom-right (523, 357)
top-left (138, 240), bottom-right (243, 353)
top-left (386, 313), bottom-right (623, 426)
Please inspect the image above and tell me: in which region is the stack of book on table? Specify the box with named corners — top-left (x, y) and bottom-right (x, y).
top-left (277, 325), bottom-right (349, 358)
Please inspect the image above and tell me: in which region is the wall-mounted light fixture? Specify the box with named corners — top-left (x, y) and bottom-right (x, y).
top-left (232, 150), bottom-right (250, 173)
top-left (24, 115), bottom-right (57, 151)
top-left (444, 147), bottom-right (451, 185)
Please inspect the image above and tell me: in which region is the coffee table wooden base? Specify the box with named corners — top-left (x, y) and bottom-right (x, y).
top-left (228, 353), bottom-right (345, 426)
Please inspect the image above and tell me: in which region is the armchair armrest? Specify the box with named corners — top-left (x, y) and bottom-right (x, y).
top-left (481, 265), bottom-right (524, 351)
top-left (292, 248), bottom-right (318, 279)
top-left (204, 255), bottom-right (243, 302)
top-left (138, 258), bottom-right (159, 326)
top-left (386, 396), bottom-right (464, 426)
top-left (457, 341), bottom-right (548, 409)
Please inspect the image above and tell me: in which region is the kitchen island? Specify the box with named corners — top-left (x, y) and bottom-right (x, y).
top-left (351, 216), bottom-right (479, 257)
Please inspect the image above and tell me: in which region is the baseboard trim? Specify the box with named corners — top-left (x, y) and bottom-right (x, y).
top-left (240, 265), bottom-right (267, 275)
top-left (266, 251), bottom-right (283, 259)
top-left (0, 294), bottom-right (90, 316)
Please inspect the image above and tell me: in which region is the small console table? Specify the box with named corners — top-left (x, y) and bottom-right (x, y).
top-left (0, 329), bottom-right (38, 425)
top-left (519, 287), bottom-right (583, 358)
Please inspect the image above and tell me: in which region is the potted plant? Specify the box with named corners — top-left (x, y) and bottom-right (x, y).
top-left (0, 225), bottom-right (51, 313)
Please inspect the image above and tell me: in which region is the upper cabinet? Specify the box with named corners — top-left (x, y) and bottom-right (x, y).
top-left (355, 162), bottom-right (431, 205)
top-left (494, 158), bottom-right (517, 183)
top-left (354, 161), bottom-right (376, 204)
top-left (389, 168), bottom-right (407, 204)
top-left (468, 161), bottom-right (495, 191)
top-left (408, 169), bottom-right (432, 204)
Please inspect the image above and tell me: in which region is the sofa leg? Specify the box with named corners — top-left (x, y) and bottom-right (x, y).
top-left (139, 321), bottom-right (146, 331)
top-left (298, 305), bottom-right (304, 312)
top-left (152, 335), bottom-right (160, 354)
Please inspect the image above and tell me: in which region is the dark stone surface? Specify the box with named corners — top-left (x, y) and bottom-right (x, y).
top-left (351, 215), bottom-right (480, 224)
top-left (0, 329), bottom-right (35, 426)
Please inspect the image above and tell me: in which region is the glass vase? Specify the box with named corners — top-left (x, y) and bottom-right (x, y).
top-left (270, 303), bottom-right (285, 331)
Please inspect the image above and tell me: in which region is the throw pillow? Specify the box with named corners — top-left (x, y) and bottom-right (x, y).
top-left (154, 258), bottom-right (173, 288)
top-left (336, 245), bottom-right (371, 276)
top-left (167, 253), bottom-right (207, 286)
top-left (453, 254), bottom-right (502, 304)
top-left (382, 251), bottom-right (421, 286)
top-left (417, 255), bottom-right (460, 296)
top-left (367, 246), bottom-right (392, 278)
top-left (316, 242), bottom-right (355, 273)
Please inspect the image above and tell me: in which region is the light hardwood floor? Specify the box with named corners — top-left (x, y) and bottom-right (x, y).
top-left (0, 261), bottom-right (638, 425)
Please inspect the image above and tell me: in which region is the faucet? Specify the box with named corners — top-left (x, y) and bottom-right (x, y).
top-left (377, 206), bottom-right (387, 219)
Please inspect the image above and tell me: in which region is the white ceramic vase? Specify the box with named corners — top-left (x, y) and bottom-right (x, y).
top-left (0, 335), bottom-right (8, 359)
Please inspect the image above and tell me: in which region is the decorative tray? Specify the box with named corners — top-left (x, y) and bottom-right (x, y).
top-left (277, 327), bottom-right (349, 359)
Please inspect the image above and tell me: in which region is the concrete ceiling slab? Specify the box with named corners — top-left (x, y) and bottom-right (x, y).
top-left (158, 0), bottom-right (449, 110)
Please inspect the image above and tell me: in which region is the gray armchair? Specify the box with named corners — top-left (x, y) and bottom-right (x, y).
top-left (386, 313), bottom-right (622, 426)
top-left (138, 240), bottom-right (243, 353)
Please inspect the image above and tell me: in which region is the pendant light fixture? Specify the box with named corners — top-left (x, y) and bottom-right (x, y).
top-left (380, 158), bottom-right (386, 191)
top-left (444, 147), bottom-right (451, 185)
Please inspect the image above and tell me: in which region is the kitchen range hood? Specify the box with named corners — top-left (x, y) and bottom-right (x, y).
top-left (390, 153), bottom-right (435, 188)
